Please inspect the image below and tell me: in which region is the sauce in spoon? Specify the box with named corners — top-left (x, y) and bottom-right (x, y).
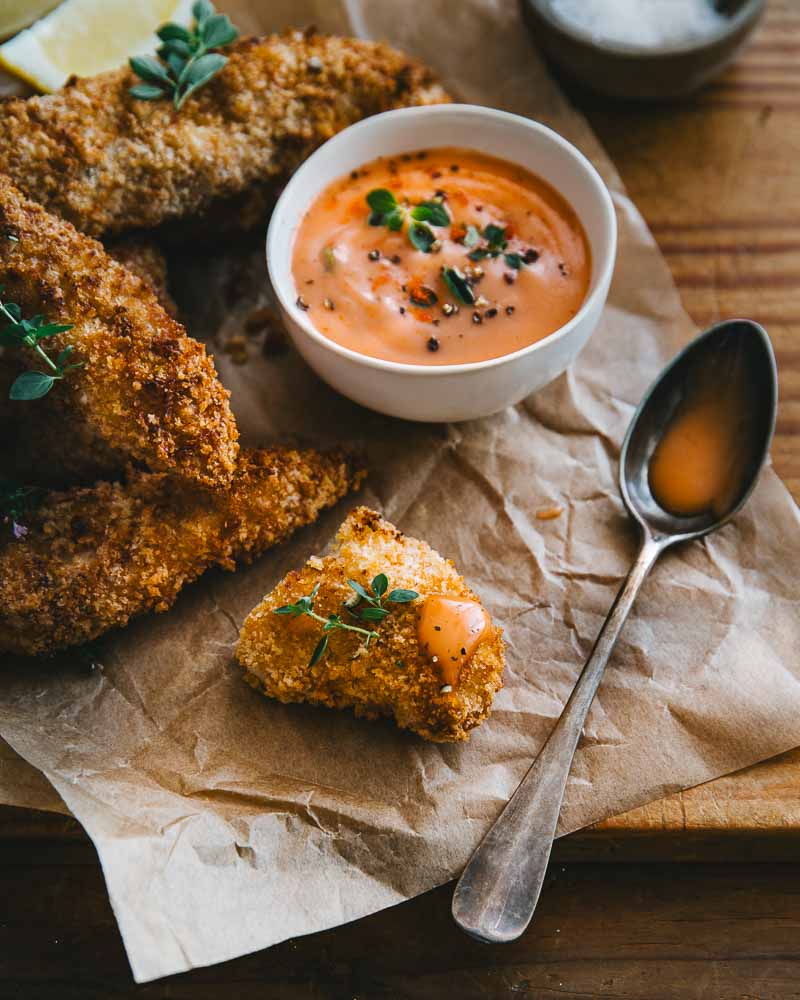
top-left (648, 346), bottom-right (755, 517)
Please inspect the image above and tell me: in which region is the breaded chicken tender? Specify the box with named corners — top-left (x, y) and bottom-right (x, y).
top-left (0, 234), bottom-right (177, 487)
top-left (237, 507), bottom-right (505, 742)
top-left (0, 447), bottom-right (364, 657)
top-left (0, 32), bottom-right (449, 239)
top-left (0, 177), bottom-right (238, 488)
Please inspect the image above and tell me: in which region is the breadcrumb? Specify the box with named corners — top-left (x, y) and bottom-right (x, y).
top-left (0, 447), bottom-right (365, 657)
top-left (237, 507), bottom-right (505, 742)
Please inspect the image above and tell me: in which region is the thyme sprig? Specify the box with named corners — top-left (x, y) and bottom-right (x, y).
top-left (129, 1), bottom-right (238, 110)
top-left (0, 288), bottom-right (79, 400)
top-left (275, 574), bottom-right (419, 667)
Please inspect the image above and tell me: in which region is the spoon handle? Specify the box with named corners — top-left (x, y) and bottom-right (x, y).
top-left (452, 533), bottom-right (664, 944)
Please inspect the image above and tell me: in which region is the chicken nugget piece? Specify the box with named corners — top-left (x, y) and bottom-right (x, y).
top-left (0, 32), bottom-right (449, 239)
top-left (0, 447), bottom-right (364, 657)
top-left (237, 507), bottom-right (505, 742)
top-left (0, 176), bottom-right (238, 488)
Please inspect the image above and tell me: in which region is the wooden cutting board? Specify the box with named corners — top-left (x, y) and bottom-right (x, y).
top-left (0, 0), bottom-right (797, 859)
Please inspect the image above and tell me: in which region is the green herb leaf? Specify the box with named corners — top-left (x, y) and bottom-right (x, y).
top-left (192, 0), bottom-right (215, 26)
top-left (409, 222), bottom-right (435, 253)
top-left (129, 55), bottom-right (171, 85)
top-left (3, 302), bottom-right (21, 322)
top-left (347, 579), bottom-right (373, 603)
top-left (366, 189), bottom-right (397, 214)
top-left (410, 201), bottom-right (449, 227)
top-left (157, 22), bottom-right (191, 42)
top-left (10, 371), bottom-right (56, 400)
top-left (483, 223), bottom-right (507, 247)
top-left (308, 635), bottom-right (328, 666)
top-left (359, 606), bottom-right (390, 622)
top-left (31, 322), bottom-right (74, 340)
top-left (409, 284), bottom-right (438, 307)
top-left (201, 13), bottom-right (239, 48)
top-left (388, 589), bottom-right (419, 603)
top-left (463, 224), bottom-right (480, 247)
top-left (442, 266), bottom-right (476, 305)
top-left (129, 82), bottom-right (168, 101)
top-left (504, 252), bottom-right (523, 270)
top-left (467, 248), bottom-right (489, 261)
top-left (371, 573), bottom-right (388, 598)
top-left (385, 208), bottom-right (404, 232)
top-left (176, 52), bottom-right (227, 107)
top-left (273, 604), bottom-right (298, 615)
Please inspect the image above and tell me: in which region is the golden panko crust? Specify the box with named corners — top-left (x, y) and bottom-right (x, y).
top-left (0, 176), bottom-right (238, 488)
top-left (237, 506), bottom-right (505, 742)
top-left (0, 31), bottom-right (450, 238)
top-left (0, 236), bottom-right (177, 486)
top-left (0, 447), bottom-right (365, 657)
top-left (104, 237), bottom-right (177, 316)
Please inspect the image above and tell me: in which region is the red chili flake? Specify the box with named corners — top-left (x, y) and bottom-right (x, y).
top-left (450, 164), bottom-right (459, 172)
top-left (503, 272), bottom-right (516, 285)
top-left (450, 222), bottom-right (467, 243)
top-left (391, 254), bottom-right (401, 264)
top-left (524, 248), bottom-right (540, 264)
top-left (485, 308), bottom-right (498, 319)
top-left (472, 312), bottom-right (482, 324)
top-left (432, 170), bottom-right (442, 179)
top-left (296, 295), bottom-right (309, 310)
top-left (506, 305), bottom-right (515, 316)
top-left (427, 336), bottom-right (440, 352)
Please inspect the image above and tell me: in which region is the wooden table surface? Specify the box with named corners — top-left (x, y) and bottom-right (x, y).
top-left (2, 3), bottom-right (800, 996)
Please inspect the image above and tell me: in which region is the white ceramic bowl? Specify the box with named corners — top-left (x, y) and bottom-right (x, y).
top-left (267, 104), bottom-right (617, 423)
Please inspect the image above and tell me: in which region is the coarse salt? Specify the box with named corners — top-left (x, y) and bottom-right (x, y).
top-left (550, 0), bottom-right (728, 49)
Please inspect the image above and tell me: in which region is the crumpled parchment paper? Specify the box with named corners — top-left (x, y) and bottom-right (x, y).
top-left (0, 0), bottom-right (798, 983)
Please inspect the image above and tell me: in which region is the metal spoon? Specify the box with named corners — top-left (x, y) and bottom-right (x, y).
top-left (452, 318), bottom-right (778, 945)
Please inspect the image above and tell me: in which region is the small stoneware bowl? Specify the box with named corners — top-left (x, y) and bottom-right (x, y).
top-left (521, 0), bottom-right (766, 101)
top-left (267, 104), bottom-right (616, 423)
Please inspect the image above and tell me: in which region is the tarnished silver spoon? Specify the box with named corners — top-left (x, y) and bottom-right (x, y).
top-left (452, 319), bottom-right (778, 945)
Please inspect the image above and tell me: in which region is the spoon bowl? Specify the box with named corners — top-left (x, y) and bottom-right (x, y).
top-left (621, 319), bottom-right (778, 544)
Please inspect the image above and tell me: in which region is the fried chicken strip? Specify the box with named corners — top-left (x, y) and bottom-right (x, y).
top-left (0, 176), bottom-right (238, 488)
top-left (0, 234), bottom-right (178, 486)
top-left (237, 508), bottom-right (505, 742)
top-left (0, 31), bottom-right (449, 239)
top-left (0, 447), bottom-right (365, 657)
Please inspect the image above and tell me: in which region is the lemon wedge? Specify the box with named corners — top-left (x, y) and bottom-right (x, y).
top-left (0, 0), bottom-right (194, 92)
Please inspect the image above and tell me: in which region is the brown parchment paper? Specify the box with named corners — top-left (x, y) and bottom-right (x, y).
top-left (1, 0), bottom-right (799, 983)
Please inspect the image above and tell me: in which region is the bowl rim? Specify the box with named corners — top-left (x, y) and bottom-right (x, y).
top-left (526, 0), bottom-right (766, 59)
top-left (266, 103), bottom-right (617, 378)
